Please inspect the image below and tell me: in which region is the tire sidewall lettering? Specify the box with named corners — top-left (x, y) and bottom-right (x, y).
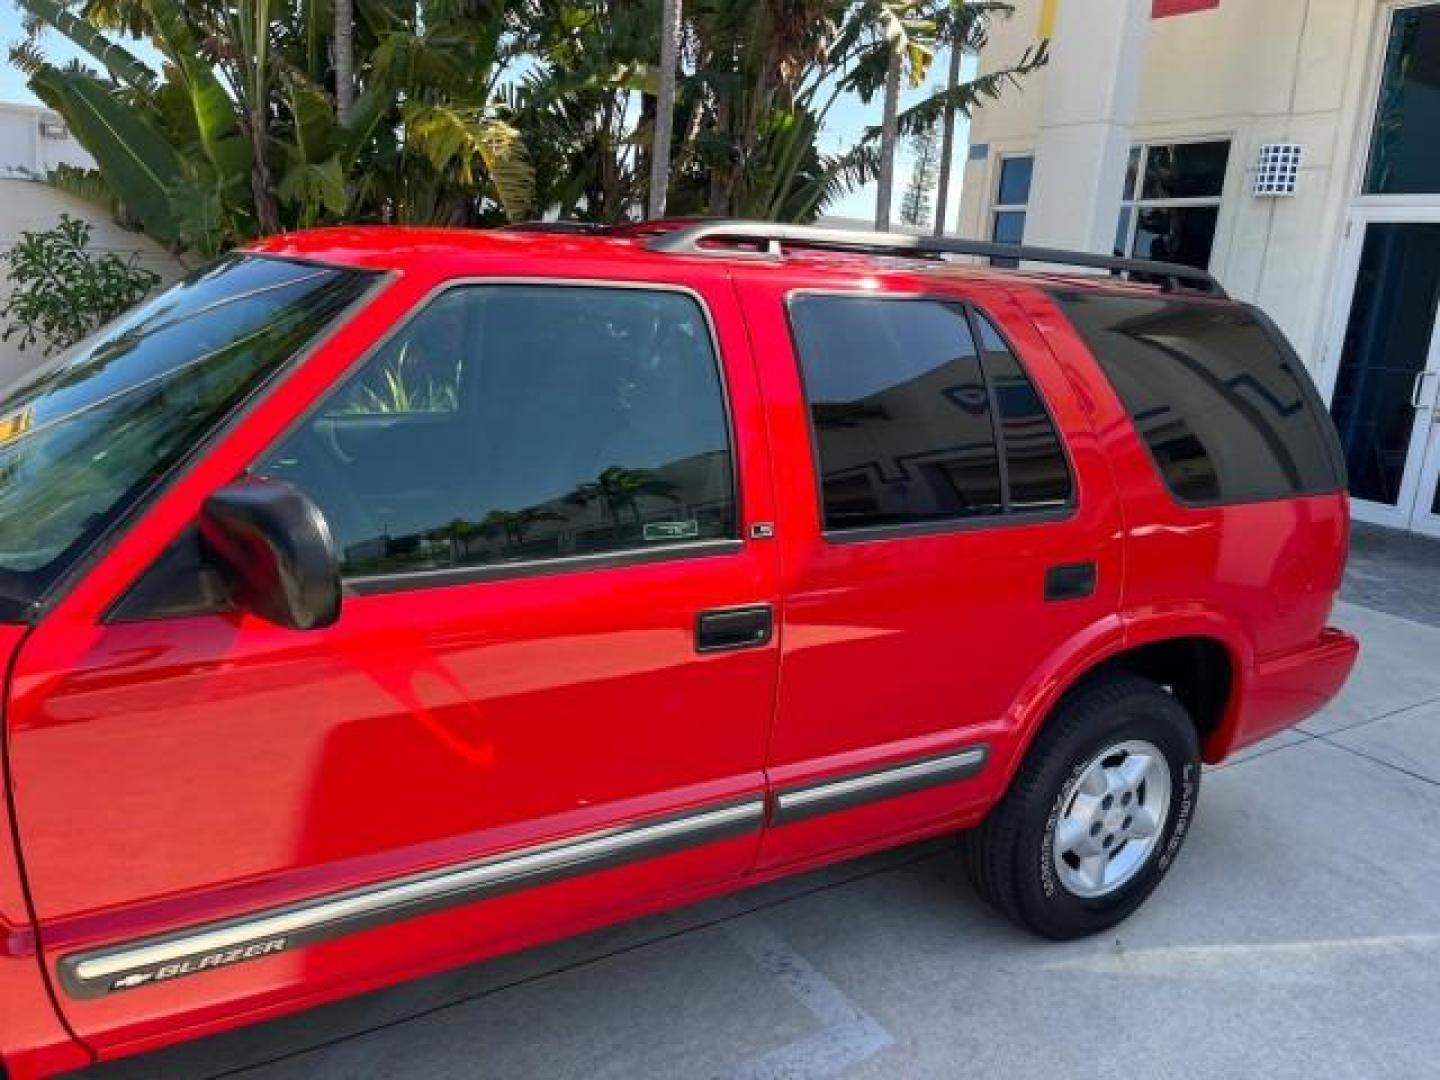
top-left (1156, 760), bottom-right (1198, 874)
top-left (1040, 757), bottom-right (1090, 899)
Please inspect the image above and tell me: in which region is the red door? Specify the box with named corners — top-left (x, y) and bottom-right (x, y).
top-left (734, 272), bottom-right (1126, 868)
top-left (5, 266), bottom-right (781, 1053)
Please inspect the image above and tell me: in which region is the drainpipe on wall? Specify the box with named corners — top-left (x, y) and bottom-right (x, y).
top-left (1023, 0), bottom-right (1151, 257)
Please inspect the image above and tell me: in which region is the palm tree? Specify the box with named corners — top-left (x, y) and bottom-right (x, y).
top-left (569, 467), bottom-right (681, 524)
top-left (334, 0), bottom-right (355, 123)
top-left (868, 2), bottom-right (1049, 233)
top-left (874, 43), bottom-right (901, 230)
top-left (932, 42), bottom-right (961, 236)
top-left (648, 0), bottom-right (683, 217)
top-left (481, 508), bottom-right (564, 548)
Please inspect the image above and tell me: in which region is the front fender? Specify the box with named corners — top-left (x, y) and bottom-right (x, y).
top-left (1, 629), bottom-right (93, 1080)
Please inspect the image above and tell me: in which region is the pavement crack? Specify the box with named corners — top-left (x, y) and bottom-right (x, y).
top-left (1298, 690), bottom-right (1440, 741)
top-left (1309, 735), bottom-right (1440, 791)
top-left (1208, 731), bottom-right (1317, 771)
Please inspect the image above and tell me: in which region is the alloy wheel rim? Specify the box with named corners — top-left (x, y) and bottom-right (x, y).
top-left (1052, 739), bottom-right (1172, 899)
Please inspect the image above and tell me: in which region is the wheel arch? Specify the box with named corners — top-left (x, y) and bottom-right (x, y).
top-left (1062, 636), bottom-right (1239, 760)
top-left (999, 614), bottom-right (1253, 787)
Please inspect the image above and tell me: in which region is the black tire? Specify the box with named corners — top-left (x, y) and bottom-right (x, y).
top-left (961, 673), bottom-right (1201, 940)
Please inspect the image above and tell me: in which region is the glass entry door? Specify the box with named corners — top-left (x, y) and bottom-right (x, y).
top-left (1326, 212), bottom-right (1440, 535)
top-left (1414, 413), bottom-right (1440, 538)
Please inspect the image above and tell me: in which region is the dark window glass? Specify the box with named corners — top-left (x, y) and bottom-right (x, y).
top-left (1114, 207), bottom-right (1133, 258)
top-left (972, 312), bottom-right (1073, 508)
top-left (1366, 5), bottom-right (1440, 195)
top-left (789, 297), bottom-right (1002, 531)
top-left (1131, 205), bottom-right (1219, 270)
top-left (1055, 293), bottom-right (1343, 506)
top-left (992, 210), bottom-right (1026, 243)
top-left (1123, 146), bottom-right (1142, 200)
top-left (257, 286), bottom-right (736, 578)
top-left (330, 314), bottom-right (463, 415)
top-left (0, 256), bottom-right (371, 611)
top-left (1140, 141), bottom-right (1230, 200)
top-left (996, 156), bottom-right (1034, 206)
top-left (992, 210), bottom-right (1026, 267)
top-left (1328, 222), bottom-right (1440, 506)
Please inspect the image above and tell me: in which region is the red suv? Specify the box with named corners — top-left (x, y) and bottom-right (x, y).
top-left (0, 222), bottom-right (1357, 1078)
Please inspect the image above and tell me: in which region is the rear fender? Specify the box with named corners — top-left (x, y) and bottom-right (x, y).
top-left (997, 608), bottom-right (1253, 786)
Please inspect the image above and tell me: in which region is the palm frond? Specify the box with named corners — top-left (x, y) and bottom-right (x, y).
top-left (866, 40), bottom-right (1049, 141)
top-left (404, 102), bottom-right (535, 219)
top-left (789, 142), bottom-right (882, 222)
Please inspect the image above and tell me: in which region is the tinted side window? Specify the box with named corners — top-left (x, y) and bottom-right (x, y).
top-left (1055, 293), bottom-right (1343, 505)
top-left (257, 286), bottom-right (736, 579)
top-left (789, 297), bottom-right (1002, 530)
top-left (329, 307), bottom-right (462, 415)
top-left (972, 312), bottom-right (1074, 509)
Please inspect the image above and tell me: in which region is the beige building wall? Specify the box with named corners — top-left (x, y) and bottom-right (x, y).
top-left (959, 0), bottom-right (1404, 379)
top-left (0, 103), bottom-right (186, 388)
top-left (0, 179), bottom-right (186, 387)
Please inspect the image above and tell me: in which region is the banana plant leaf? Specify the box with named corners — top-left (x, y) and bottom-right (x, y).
top-left (17, 0), bottom-right (158, 95)
top-left (142, 0), bottom-right (251, 183)
top-left (29, 64), bottom-right (185, 244)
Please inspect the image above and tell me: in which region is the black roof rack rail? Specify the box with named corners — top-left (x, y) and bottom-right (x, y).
top-left (500, 220), bottom-right (610, 235)
top-left (641, 219), bottom-right (1227, 298)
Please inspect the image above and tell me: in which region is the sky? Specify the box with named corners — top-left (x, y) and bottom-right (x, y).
top-left (0, 3), bottom-right (974, 228)
top-left (812, 48), bottom-right (976, 223)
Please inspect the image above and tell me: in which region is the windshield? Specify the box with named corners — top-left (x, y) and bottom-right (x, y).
top-left (0, 254), bottom-right (375, 615)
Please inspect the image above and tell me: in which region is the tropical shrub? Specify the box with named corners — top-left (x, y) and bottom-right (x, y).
top-left (11, 0), bottom-right (538, 254)
top-left (11, 0), bottom-right (1043, 244)
top-left (516, 0), bottom-right (1047, 223)
top-left (0, 214), bottom-right (159, 355)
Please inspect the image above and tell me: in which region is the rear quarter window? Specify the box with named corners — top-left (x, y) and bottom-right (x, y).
top-left (1053, 292), bottom-right (1344, 505)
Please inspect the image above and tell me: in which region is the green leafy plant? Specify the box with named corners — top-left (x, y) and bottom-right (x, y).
top-left (1, 214), bottom-right (159, 355)
top-left (11, 0), bottom-right (1041, 245)
top-left (340, 350), bottom-right (461, 414)
top-left (12, 0), bottom-right (536, 254)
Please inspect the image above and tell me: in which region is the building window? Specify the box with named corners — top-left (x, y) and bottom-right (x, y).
top-left (1365, 4), bottom-right (1440, 195)
top-left (1115, 140), bottom-right (1230, 270)
top-left (990, 155), bottom-right (1033, 266)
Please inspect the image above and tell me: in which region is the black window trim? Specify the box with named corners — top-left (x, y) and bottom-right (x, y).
top-left (255, 276), bottom-right (747, 598)
top-left (782, 289), bottom-right (1079, 546)
top-left (345, 538), bottom-right (745, 596)
top-left (1047, 287), bottom-right (1348, 510)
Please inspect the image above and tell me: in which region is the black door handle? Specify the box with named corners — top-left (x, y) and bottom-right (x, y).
top-left (1045, 562), bottom-right (1097, 602)
top-left (695, 605), bottom-right (774, 652)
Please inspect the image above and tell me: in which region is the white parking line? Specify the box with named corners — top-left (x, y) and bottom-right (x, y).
top-left (720, 920), bottom-right (894, 1080)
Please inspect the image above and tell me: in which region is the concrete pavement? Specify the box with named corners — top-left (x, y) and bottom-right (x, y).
top-left (79, 597), bottom-right (1440, 1080)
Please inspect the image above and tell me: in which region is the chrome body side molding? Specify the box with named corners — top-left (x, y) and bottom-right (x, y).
top-left (60, 742), bottom-right (991, 998)
top-left (60, 798), bottom-right (765, 998)
top-left (770, 746), bottom-right (990, 826)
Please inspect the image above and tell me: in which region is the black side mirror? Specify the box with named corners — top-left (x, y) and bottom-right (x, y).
top-left (200, 477), bottom-right (341, 630)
